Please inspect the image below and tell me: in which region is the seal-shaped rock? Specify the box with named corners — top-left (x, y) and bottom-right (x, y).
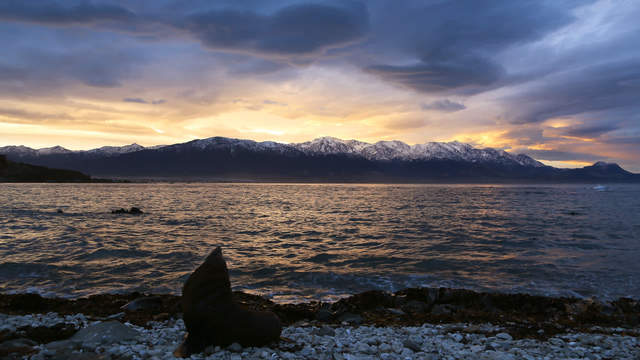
top-left (175, 247), bottom-right (282, 357)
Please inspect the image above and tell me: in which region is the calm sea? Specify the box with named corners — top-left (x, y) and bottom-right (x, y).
top-left (1, 183), bottom-right (639, 302)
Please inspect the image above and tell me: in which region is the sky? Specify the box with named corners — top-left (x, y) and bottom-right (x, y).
top-left (0, 0), bottom-right (639, 171)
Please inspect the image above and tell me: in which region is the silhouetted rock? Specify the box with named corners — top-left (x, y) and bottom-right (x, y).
top-left (175, 247), bottom-right (282, 357)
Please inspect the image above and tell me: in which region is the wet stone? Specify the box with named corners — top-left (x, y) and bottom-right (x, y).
top-left (403, 338), bottom-right (422, 352)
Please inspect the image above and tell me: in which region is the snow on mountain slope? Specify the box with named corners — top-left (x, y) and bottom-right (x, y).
top-left (87, 143), bottom-right (144, 155)
top-left (291, 137), bottom-right (544, 167)
top-left (294, 136), bottom-right (368, 156)
top-left (37, 146), bottom-right (73, 155)
top-left (0, 145), bottom-right (38, 157)
top-left (0, 143), bottom-right (146, 157)
top-left (183, 136), bottom-right (297, 155)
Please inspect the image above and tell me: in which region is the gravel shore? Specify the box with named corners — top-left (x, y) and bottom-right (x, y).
top-left (2, 312), bottom-right (639, 360)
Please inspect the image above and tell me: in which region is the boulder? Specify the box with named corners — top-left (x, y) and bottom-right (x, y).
top-left (175, 247), bottom-right (282, 357)
top-left (69, 320), bottom-right (139, 349)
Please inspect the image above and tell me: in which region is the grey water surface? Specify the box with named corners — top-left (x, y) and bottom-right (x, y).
top-left (1, 183), bottom-right (639, 302)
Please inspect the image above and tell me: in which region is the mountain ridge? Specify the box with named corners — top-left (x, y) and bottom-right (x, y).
top-left (0, 136), bottom-right (546, 165)
top-left (0, 136), bottom-right (637, 182)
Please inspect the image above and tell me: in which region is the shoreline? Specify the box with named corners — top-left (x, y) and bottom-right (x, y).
top-left (2, 287), bottom-right (639, 335)
top-left (2, 287), bottom-right (639, 359)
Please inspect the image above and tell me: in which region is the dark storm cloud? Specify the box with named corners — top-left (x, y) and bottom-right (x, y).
top-left (508, 59), bottom-right (640, 125)
top-left (561, 124), bottom-right (620, 139)
top-left (604, 136), bottom-right (640, 145)
top-left (421, 99), bottom-right (466, 112)
top-left (367, 56), bottom-right (504, 94)
top-left (363, 0), bottom-right (581, 93)
top-left (503, 128), bottom-right (547, 146)
top-left (180, 2), bottom-right (369, 57)
top-left (0, 43), bottom-right (144, 94)
top-left (0, 0), bottom-right (135, 25)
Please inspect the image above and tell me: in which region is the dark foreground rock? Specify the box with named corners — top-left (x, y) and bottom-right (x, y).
top-left (176, 247), bottom-right (282, 356)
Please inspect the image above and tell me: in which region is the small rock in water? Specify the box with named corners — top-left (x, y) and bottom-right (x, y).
top-left (111, 207), bottom-right (143, 214)
top-left (129, 207), bottom-right (143, 214)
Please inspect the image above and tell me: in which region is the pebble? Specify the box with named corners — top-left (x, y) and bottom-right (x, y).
top-left (0, 313), bottom-right (636, 360)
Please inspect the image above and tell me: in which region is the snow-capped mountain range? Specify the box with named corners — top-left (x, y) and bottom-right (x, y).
top-left (15, 136), bottom-right (539, 167)
top-left (0, 136), bottom-right (544, 167)
top-left (1, 136), bottom-right (636, 181)
top-left (292, 137), bottom-right (544, 167)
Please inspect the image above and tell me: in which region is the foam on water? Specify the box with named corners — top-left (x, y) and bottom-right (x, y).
top-left (1, 183), bottom-right (639, 302)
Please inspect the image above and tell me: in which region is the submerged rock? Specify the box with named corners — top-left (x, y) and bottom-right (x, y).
top-left (176, 247), bottom-right (282, 357)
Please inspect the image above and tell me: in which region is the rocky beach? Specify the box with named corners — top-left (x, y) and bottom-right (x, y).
top-left (1, 288), bottom-right (639, 359)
